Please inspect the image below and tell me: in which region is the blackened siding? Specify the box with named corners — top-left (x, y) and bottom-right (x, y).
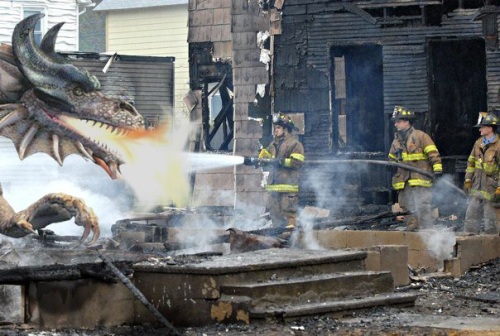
top-left (275, 3), bottom-right (488, 157)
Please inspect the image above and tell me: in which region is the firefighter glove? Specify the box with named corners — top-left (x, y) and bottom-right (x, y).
top-left (433, 171), bottom-right (443, 182)
top-left (279, 158), bottom-right (292, 167)
top-left (463, 179), bottom-right (472, 194)
top-left (259, 149), bottom-right (272, 159)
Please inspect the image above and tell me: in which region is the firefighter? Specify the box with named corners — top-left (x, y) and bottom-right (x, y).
top-left (388, 106), bottom-right (443, 230)
top-left (463, 111), bottom-right (500, 235)
top-left (259, 113), bottom-right (305, 231)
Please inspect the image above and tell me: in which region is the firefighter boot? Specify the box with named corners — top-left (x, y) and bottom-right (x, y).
top-left (406, 216), bottom-right (419, 231)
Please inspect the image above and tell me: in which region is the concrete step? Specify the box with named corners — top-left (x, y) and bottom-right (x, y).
top-left (134, 248), bottom-right (369, 286)
top-left (221, 271), bottom-right (394, 305)
top-left (249, 292), bottom-right (418, 319)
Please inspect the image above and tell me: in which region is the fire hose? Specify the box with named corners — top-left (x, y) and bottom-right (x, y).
top-left (243, 157), bottom-right (466, 197)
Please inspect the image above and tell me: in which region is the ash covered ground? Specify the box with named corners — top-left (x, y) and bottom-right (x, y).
top-left (1, 257), bottom-right (498, 336)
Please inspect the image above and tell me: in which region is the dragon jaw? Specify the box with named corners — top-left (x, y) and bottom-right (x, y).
top-left (0, 90), bottom-right (144, 179)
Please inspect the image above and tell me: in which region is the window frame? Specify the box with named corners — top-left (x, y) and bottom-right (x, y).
top-left (22, 7), bottom-right (47, 46)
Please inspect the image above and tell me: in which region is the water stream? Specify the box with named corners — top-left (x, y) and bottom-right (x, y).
top-left (186, 153), bottom-right (245, 172)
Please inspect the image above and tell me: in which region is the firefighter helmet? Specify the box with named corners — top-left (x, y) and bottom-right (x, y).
top-left (391, 106), bottom-right (416, 121)
top-left (474, 111), bottom-right (500, 128)
top-left (272, 113), bottom-right (299, 131)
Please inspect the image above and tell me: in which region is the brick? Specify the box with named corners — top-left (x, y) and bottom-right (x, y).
top-left (443, 258), bottom-right (462, 277)
top-left (480, 235), bottom-right (500, 262)
top-left (188, 26), bottom-right (212, 43)
top-left (28, 280), bottom-right (134, 329)
top-left (345, 230), bottom-right (377, 248)
top-left (213, 41), bottom-right (232, 59)
top-left (191, 189), bottom-right (235, 207)
top-left (212, 24), bottom-right (231, 42)
top-left (315, 230), bottom-right (347, 249)
top-left (235, 173), bottom-right (266, 192)
top-left (233, 49), bottom-right (263, 68)
top-left (194, 165), bottom-right (235, 174)
top-left (234, 102), bottom-right (249, 120)
top-left (189, 9), bottom-right (214, 27)
top-left (196, 0), bottom-right (225, 9)
top-left (193, 172), bottom-right (234, 190)
top-left (234, 119), bottom-right (264, 139)
top-left (233, 32), bottom-right (257, 50)
top-left (234, 66), bottom-right (269, 85)
top-left (234, 84), bottom-right (259, 102)
top-left (364, 250), bottom-right (381, 272)
top-left (378, 245), bottom-right (409, 286)
top-left (408, 249), bottom-right (439, 271)
top-left (405, 231), bottom-right (430, 251)
top-left (456, 236), bottom-right (484, 272)
top-left (214, 8), bottom-right (231, 25)
top-left (234, 191), bottom-right (267, 211)
top-left (233, 138), bottom-right (261, 156)
top-left (232, 0), bottom-right (249, 14)
top-left (374, 231), bottom-right (406, 245)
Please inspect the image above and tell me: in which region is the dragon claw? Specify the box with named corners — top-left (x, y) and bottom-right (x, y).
top-left (77, 206), bottom-right (100, 246)
top-left (1, 193), bottom-right (100, 245)
top-left (15, 219), bottom-right (37, 235)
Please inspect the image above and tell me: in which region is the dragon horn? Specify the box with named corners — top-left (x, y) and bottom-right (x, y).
top-left (12, 14), bottom-right (98, 102)
top-left (40, 21), bottom-right (67, 63)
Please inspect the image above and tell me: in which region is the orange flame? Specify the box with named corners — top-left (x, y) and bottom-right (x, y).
top-left (114, 122), bottom-right (192, 211)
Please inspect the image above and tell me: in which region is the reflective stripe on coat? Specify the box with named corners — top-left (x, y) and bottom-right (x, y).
top-left (465, 135), bottom-right (500, 201)
top-left (388, 126), bottom-right (442, 190)
top-left (264, 133), bottom-right (304, 193)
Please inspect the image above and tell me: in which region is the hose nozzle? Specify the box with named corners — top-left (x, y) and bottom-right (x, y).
top-left (243, 156), bottom-right (259, 166)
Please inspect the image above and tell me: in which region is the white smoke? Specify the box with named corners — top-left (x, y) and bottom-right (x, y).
top-left (0, 141), bottom-right (134, 238)
top-left (419, 228), bottom-right (456, 271)
top-left (0, 285), bottom-right (22, 323)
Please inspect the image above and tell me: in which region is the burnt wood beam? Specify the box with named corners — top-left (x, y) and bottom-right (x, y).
top-left (202, 81), bottom-right (212, 151)
top-left (0, 262), bottom-right (134, 284)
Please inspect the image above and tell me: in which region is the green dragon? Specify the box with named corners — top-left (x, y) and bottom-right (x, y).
top-left (0, 14), bottom-right (145, 244)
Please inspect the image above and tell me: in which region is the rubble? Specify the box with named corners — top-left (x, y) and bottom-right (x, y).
top-left (0, 249), bottom-right (498, 335)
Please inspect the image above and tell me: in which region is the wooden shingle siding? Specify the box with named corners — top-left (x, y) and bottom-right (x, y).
top-left (275, 2), bottom-right (492, 157)
top-left (487, 50), bottom-right (500, 107)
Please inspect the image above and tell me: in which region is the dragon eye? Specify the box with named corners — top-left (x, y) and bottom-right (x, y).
top-left (73, 87), bottom-right (84, 96)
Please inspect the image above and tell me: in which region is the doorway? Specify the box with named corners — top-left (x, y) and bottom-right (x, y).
top-left (428, 38), bottom-right (487, 156)
top-left (330, 45), bottom-right (384, 152)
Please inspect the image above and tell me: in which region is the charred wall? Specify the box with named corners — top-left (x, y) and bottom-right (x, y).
top-left (271, 1), bottom-right (500, 211)
top-left (274, 1), bottom-right (496, 157)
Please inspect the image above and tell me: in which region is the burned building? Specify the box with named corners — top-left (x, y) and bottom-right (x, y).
top-left (187, 0), bottom-right (500, 215)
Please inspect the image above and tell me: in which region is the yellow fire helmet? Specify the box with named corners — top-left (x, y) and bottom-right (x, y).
top-left (272, 113), bottom-right (299, 131)
top-left (391, 105), bottom-right (416, 121)
top-left (474, 111), bottom-right (500, 127)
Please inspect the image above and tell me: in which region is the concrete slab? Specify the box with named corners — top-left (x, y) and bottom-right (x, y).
top-left (133, 248), bottom-right (368, 275)
top-left (315, 230), bottom-right (500, 275)
top-left (397, 313), bottom-right (500, 332)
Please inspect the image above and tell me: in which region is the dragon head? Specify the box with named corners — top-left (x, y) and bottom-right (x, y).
top-left (0, 14), bottom-right (145, 179)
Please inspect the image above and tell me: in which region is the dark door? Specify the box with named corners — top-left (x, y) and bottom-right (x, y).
top-left (331, 45), bottom-right (384, 152)
top-left (428, 38), bottom-right (487, 156)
